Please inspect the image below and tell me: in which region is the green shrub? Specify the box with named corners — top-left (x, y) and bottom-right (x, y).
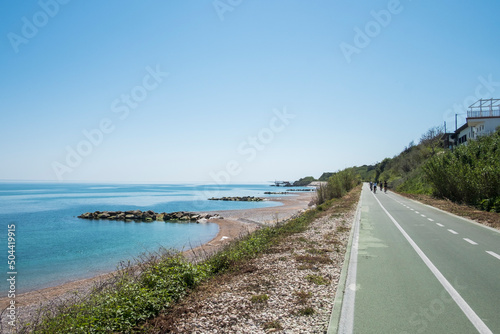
top-left (423, 129), bottom-right (500, 207)
top-left (250, 294), bottom-right (269, 303)
top-left (316, 168), bottom-right (360, 205)
top-left (305, 274), bottom-right (329, 285)
top-left (297, 307), bottom-right (315, 316)
top-left (493, 198), bottom-right (500, 213)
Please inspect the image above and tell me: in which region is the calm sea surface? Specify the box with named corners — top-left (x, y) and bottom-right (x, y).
top-left (0, 183), bottom-right (282, 295)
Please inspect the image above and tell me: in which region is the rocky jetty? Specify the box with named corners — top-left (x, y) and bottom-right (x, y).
top-left (264, 189), bottom-right (315, 194)
top-left (78, 210), bottom-right (219, 223)
top-left (285, 188), bottom-right (315, 192)
top-left (208, 196), bottom-right (264, 202)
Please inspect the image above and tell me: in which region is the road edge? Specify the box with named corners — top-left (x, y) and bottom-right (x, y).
top-left (396, 193), bottom-right (500, 234)
top-left (327, 189), bottom-right (363, 333)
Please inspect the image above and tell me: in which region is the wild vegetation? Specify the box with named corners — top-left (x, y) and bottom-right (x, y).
top-left (292, 176), bottom-right (316, 186)
top-left (351, 126), bottom-right (444, 194)
top-left (350, 126), bottom-right (500, 213)
top-left (315, 168), bottom-right (360, 205)
top-left (423, 128), bottom-right (500, 211)
top-left (312, 125), bottom-right (499, 213)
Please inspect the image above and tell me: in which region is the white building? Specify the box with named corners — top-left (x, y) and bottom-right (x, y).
top-left (455, 98), bottom-right (500, 145)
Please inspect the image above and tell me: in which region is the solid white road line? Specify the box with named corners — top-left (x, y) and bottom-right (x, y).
top-left (372, 193), bottom-right (493, 334)
top-left (486, 251), bottom-right (500, 261)
top-left (338, 195), bottom-right (362, 333)
top-left (436, 223), bottom-right (445, 227)
top-left (448, 229), bottom-right (459, 235)
top-left (463, 238), bottom-right (478, 245)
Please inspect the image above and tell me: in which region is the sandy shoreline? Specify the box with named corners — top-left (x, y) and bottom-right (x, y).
top-left (0, 192), bottom-right (314, 311)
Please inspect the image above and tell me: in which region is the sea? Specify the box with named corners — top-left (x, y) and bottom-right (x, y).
top-left (0, 182), bottom-right (283, 295)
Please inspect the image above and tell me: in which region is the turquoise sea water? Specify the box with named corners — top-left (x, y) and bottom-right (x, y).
top-left (0, 183), bottom-right (282, 295)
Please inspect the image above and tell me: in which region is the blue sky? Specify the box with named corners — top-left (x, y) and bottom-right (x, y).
top-left (1, 0), bottom-right (499, 183)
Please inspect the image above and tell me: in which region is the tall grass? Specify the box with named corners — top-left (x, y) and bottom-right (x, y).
top-left (316, 168), bottom-right (360, 205)
top-left (423, 128), bottom-right (500, 211)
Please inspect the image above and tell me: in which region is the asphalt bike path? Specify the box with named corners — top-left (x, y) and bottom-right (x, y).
top-left (338, 184), bottom-right (499, 333)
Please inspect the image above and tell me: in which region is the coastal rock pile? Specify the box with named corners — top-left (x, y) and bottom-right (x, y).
top-left (77, 210), bottom-right (219, 223)
top-left (264, 192), bottom-right (290, 195)
top-left (208, 196), bottom-right (264, 202)
top-left (285, 188), bottom-right (315, 192)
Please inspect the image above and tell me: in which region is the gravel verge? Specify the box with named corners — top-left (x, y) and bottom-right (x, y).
top-left (141, 190), bottom-right (360, 333)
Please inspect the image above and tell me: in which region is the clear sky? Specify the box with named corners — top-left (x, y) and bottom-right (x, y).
top-left (1, 0), bottom-right (499, 183)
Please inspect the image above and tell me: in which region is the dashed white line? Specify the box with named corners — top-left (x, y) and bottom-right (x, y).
top-left (421, 214), bottom-right (426, 218)
top-left (428, 218), bottom-right (434, 222)
top-left (486, 251), bottom-right (500, 261)
top-left (371, 193), bottom-right (493, 334)
top-left (415, 211), bottom-right (420, 214)
top-left (436, 223), bottom-right (444, 227)
top-left (463, 238), bottom-right (478, 245)
top-left (448, 229), bottom-right (459, 235)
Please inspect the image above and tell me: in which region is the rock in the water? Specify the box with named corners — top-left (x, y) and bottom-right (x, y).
top-left (208, 196), bottom-right (264, 202)
top-left (78, 210), bottom-right (220, 224)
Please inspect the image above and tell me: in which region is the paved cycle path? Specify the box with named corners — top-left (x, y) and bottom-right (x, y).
top-left (338, 184), bottom-right (500, 333)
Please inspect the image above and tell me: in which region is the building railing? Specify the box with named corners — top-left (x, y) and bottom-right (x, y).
top-left (467, 98), bottom-right (500, 118)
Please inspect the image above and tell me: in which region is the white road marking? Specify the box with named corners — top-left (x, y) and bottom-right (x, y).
top-left (463, 238), bottom-right (478, 245)
top-left (415, 211), bottom-right (420, 214)
top-left (421, 214), bottom-right (426, 218)
top-left (372, 193), bottom-right (493, 334)
top-left (410, 208), bottom-right (414, 211)
top-left (448, 229), bottom-right (459, 235)
top-left (436, 223), bottom-right (445, 227)
top-left (486, 251), bottom-right (500, 261)
top-left (337, 195), bottom-right (362, 333)
top-left (428, 218), bottom-right (434, 222)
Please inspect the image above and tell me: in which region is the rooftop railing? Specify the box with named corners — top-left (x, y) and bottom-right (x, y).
top-left (467, 98), bottom-right (500, 118)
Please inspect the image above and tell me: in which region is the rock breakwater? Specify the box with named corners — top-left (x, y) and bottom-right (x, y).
top-left (208, 196), bottom-right (264, 202)
top-left (78, 210), bottom-right (219, 223)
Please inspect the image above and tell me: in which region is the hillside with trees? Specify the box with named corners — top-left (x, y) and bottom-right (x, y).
top-left (296, 126), bottom-right (499, 212)
top-left (352, 126), bottom-right (500, 212)
top-left (312, 126), bottom-right (500, 213)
